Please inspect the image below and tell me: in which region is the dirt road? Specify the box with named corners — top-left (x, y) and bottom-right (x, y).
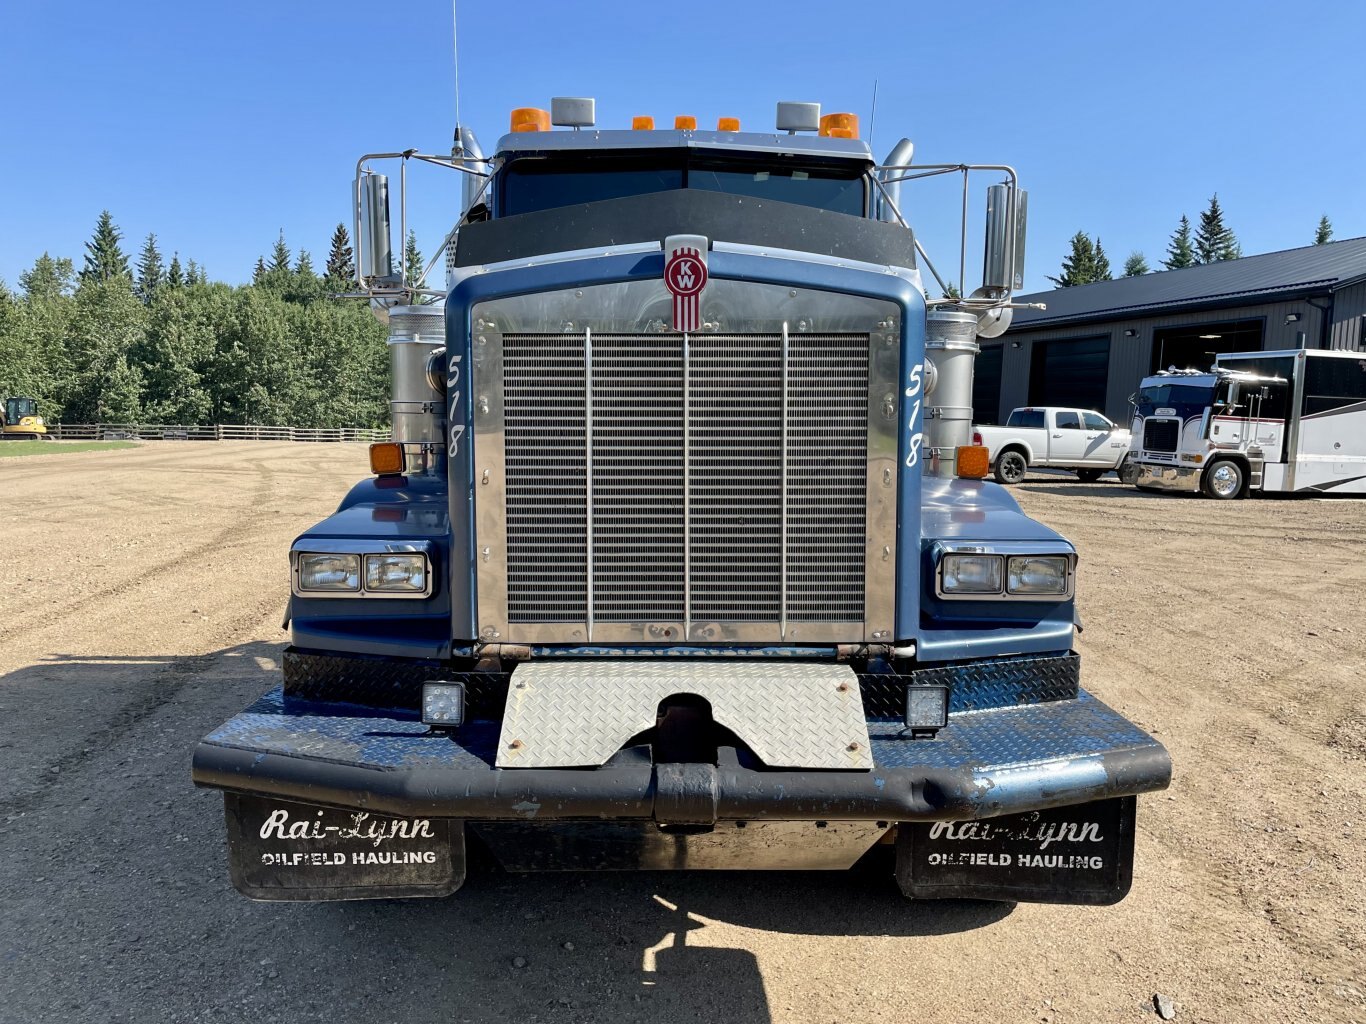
top-left (1, 444), bottom-right (1362, 1023)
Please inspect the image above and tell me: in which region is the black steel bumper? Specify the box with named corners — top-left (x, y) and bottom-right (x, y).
top-left (192, 687), bottom-right (1171, 825)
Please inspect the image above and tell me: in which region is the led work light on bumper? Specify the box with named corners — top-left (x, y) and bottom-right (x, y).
top-left (937, 551), bottom-right (1074, 600)
top-left (293, 550), bottom-right (432, 599)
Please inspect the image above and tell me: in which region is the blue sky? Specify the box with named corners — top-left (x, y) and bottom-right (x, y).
top-left (2, 0), bottom-right (1363, 294)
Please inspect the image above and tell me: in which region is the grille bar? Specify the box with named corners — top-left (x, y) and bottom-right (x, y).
top-left (502, 331), bottom-right (869, 637)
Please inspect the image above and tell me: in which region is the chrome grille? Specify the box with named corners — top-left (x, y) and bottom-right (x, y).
top-left (1143, 418), bottom-right (1179, 453)
top-left (501, 331), bottom-right (870, 636)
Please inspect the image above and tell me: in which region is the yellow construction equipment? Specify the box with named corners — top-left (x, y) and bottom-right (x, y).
top-left (0, 396), bottom-right (52, 440)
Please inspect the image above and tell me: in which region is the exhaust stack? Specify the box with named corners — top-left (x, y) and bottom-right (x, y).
top-left (386, 305), bottom-right (447, 476)
top-left (924, 310), bottom-right (980, 479)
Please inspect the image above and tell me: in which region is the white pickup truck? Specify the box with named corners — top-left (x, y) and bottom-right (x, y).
top-left (974, 407), bottom-right (1136, 485)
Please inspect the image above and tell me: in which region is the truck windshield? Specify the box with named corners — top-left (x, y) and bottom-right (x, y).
top-left (1136, 384), bottom-right (1214, 407)
top-left (500, 152), bottom-right (867, 217)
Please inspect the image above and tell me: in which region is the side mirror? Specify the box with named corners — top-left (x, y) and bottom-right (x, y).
top-left (983, 184), bottom-right (1028, 292)
top-left (358, 173), bottom-right (395, 285)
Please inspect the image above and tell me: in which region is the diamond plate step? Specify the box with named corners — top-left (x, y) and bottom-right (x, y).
top-left (496, 661), bottom-right (872, 770)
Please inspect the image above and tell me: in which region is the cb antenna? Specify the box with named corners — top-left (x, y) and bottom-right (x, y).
top-left (452, 0), bottom-right (462, 136)
top-left (868, 78), bottom-right (879, 155)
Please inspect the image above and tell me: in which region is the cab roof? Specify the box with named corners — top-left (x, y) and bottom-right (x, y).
top-left (493, 129), bottom-right (875, 165)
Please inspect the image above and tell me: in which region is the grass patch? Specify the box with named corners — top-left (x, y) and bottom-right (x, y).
top-left (0, 440), bottom-right (140, 458)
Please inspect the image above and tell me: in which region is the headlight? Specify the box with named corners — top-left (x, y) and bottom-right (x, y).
top-left (940, 554), bottom-right (1003, 595)
top-left (297, 553), bottom-right (360, 592)
top-left (364, 553), bottom-right (428, 593)
top-left (1007, 555), bottom-right (1070, 596)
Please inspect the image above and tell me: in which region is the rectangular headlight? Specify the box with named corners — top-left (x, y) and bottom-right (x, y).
top-left (941, 554), bottom-right (1003, 595)
top-left (364, 553), bottom-right (428, 593)
top-left (297, 553), bottom-right (360, 592)
top-left (1007, 555), bottom-right (1070, 596)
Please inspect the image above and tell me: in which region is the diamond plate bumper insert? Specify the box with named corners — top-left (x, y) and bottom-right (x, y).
top-left (496, 661), bottom-right (871, 770)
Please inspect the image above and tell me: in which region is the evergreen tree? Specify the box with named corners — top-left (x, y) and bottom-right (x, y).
top-left (325, 223), bottom-right (354, 282)
top-left (1314, 215), bottom-right (1333, 245)
top-left (136, 233), bottom-right (164, 302)
top-left (1047, 231), bottom-right (1101, 288)
top-left (269, 231), bottom-right (291, 273)
top-left (403, 230), bottom-right (424, 288)
top-left (185, 258), bottom-right (200, 284)
top-left (253, 256), bottom-right (267, 284)
top-left (1093, 237), bottom-right (1113, 281)
top-left (19, 253), bottom-right (77, 303)
top-left (80, 210), bottom-right (131, 285)
top-left (1164, 216), bottom-right (1196, 270)
top-left (166, 253), bottom-right (185, 289)
top-left (1122, 252), bottom-right (1150, 277)
top-left (295, 250), bottom-right (316, 279)
top-left (941, 282), bottom-right (961, 301)
top-left (1195, 194), bottom-right (1240, 263)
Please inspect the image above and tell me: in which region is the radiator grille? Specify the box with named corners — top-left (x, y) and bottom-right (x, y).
top-left (501, 331), bottom-right (870, 633)
top-left (1143, 418), bottom-right (1179, 453)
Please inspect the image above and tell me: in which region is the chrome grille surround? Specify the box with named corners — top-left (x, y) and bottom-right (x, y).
top-left (472, 280), bottom-right (900, 644)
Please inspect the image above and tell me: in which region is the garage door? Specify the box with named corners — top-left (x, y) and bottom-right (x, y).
top-left (1028, 336), bottom-right (1110, 411)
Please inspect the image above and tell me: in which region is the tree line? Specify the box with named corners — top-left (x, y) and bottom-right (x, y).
top-left (0, 213), bottom-right (411, 427)
top-left (1049, 197), bottom-right (1338, 288)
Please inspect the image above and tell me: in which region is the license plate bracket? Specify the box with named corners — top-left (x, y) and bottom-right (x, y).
top-left (223, 794), bottom-right (464, 901)
top-left (896, 796), bottom-right (1136, 905)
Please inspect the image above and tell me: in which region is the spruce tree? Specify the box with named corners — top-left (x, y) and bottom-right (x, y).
top-left (1093, 237), bottom-right (1113, 281)
top-left (136, 233), bottom-right (164, 302)
top-left (253, 256), bottom-right (267, 284)
top-left (1123, 252), bottom-right (1150, 277)
top-left (166, 253), bottom-right (185, 288)
top-left (269, 231), bottom-right (291, 273)
top-left (403, 230), bottom-right (424, 288)
top-left (326, 223), bottom-right (354, 281)
top-left (295, 250), bottom-right (316, 279)
top-left (1195, 194), bottom-right (1240, 263)
top-left (1164, 216), bottom-right (1196, 270)
top-left (185, 258), bottom-right (199, 284)
top-left (1047, 232), bottom-right (1099, 288)
top-left (1314, 215), bottom-right (1333, 245)
top-left (19, 253), bottom-right (77, 302)
top-left (81, 210), bottom-right (131, 284)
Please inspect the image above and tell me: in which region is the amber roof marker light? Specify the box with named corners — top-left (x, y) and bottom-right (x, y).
top-left (819, 112), bottom-right (859, 139)
top-left (632, 115), bottom-right (655, 130)
top-left (509, 107), bottom-right (550, 133)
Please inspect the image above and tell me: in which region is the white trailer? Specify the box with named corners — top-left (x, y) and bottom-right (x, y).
top-left (1133, 349), bottom-right (1366, 498)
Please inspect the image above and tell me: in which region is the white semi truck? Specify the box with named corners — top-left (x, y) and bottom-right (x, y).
top-left (1132, 349), bottom-right (1366, 498)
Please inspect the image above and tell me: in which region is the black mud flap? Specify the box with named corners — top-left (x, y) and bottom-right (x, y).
top-left (223, 794), bottom-right (465, 901)
top-left (895, 796), bottom-right (1136, 905)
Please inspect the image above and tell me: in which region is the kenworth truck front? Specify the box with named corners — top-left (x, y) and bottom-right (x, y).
top-left (193, 99), bottom-right (1171, 904)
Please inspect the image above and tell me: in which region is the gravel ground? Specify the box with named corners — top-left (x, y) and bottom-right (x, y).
top-left (0, 443), bottom-right (1362, 1024)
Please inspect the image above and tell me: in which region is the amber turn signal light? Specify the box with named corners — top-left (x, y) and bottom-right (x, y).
top-left (509, 107), bottom-right (550, 133)
top-left (818, 112), bottom-right (859, 139)
top-left (956, 445), bottom-right (990, 480)
top-left (369, 442), bottom-right (405, 476)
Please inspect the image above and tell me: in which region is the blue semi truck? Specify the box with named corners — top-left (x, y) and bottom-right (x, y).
top-left (193, 99), bottom-right (1170, 903)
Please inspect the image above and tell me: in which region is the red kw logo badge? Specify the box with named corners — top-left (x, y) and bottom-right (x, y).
top-left (664, 245), bottom-right (708, 332)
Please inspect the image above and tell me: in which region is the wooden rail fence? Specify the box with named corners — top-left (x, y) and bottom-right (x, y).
top-left (48, 423), bottom-right (392, 443)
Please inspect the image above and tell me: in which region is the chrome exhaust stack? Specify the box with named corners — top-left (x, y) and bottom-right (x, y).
top-left (386, 305), bottom-right (447, 477)
top-left (924, 310), bottom-right (980, 479)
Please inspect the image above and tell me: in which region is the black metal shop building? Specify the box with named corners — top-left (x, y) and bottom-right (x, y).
top-left (975, 235), bottom-right (1366, 425)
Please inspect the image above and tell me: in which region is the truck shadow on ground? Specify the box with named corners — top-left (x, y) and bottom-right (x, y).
top-left (0, 644), bottom-right (1010, 1024)
top-left (1016, 477), bottom-right (1168, 500)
